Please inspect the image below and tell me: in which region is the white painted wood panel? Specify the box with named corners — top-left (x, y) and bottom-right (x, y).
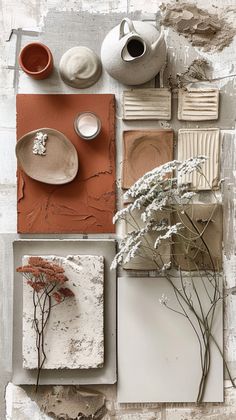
top-left (118, 276), bottom-right (223, 403)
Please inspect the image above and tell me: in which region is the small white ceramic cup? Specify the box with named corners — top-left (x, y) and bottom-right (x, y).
top-left (74, 112), bottom-right (101, 140)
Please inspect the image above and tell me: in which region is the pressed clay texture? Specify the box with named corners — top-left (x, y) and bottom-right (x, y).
top-left (59, 46), bottom-right (102, 88)
top-left (16, 94), bottom-right (116, 234)
top-left (122, 129), bottom-right (173, 189)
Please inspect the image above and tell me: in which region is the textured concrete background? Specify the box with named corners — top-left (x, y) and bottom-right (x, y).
top-left (1, 0), bottom-right (236, 418)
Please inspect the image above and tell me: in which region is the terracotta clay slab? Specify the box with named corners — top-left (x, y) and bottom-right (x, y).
top-left (178, 88), bottom-right (219, 121)
top-left (177, 128), bottom-right (220, 190)
top-left (118, 276), bottom-right (223, 402)
top-left (123, 207), bottom-right (171, 270)
top-left (123, 88), bottom-right (171, 120)
top-left (16, 94), bottom-right (116, 233)
top-left (172, 203), bottom-right (223, 271)
top-left (22, 255), bottom-right (104, 369)
top-left (122, 130), bottom-right (174, 189)
top-left (13, 239), bottom-right (116, 385)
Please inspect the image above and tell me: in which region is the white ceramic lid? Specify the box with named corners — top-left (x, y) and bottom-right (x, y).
top-left (59, 46), bottom-right (102, 88)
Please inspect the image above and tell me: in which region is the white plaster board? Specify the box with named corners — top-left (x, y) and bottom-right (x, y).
top-left (118, 276), bottom-right (223, 403)
top-left (13, 239), bottom-right (117, 384)
top-left (22, 254), bottom-right (104, 369)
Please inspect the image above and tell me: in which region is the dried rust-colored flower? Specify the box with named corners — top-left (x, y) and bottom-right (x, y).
top-left (16, 256), bottom-right (75, 391)
top-left (58, 287), bottom-right (75, 297)
top-left (52, 291), bottom-right (62, 303)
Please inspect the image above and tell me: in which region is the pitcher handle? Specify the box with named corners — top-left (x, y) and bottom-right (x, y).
top-left (119, 18), bottom-right (136, 39)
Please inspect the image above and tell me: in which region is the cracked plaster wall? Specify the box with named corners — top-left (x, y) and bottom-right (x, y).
top-left (2, 0), bottom-right (236, 419)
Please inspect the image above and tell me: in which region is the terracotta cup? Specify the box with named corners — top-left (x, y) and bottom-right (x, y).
top-left (18, 42), bottom-right (54, 80)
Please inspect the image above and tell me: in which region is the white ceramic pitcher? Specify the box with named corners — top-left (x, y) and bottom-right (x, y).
top-left (101, 18), bottom-right (166, 85)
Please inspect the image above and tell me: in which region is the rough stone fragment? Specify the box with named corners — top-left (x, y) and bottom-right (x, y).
top-left (22, 255), bottom-right (104, 369)
top-left (41, 386), bottom-right (106, 420)
top-left (161, 2), bottom-right (236, 52)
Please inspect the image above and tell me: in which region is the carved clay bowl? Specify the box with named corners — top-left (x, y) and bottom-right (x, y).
top-left (15, 128), bottom-right (79, 184)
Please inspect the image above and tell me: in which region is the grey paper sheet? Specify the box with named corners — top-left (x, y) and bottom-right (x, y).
top-left (13, 239), bottom-right (117, 385)
top-left (118, 276), bottom-right (223, 403)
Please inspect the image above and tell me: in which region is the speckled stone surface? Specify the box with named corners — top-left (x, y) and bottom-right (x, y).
top-left (22, 254), bottom-right (104, 369)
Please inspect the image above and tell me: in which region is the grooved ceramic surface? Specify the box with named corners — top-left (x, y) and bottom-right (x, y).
top-left (118, 276), bottom-right (223, 403)
top-left (122, 130), bottom-right (174, 189)
top-left (177, 128), bottom-right (220, 190)
top-left (16, 94), bottom-right (116, 233)
top-left (178, 88), bottom-right (219, 121)
top-left (123, 88), bottom-right (171, 120)
top-left (22, 255), bottom-right (104, 369)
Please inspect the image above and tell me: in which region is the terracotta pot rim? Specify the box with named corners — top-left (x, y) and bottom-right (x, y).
top-left (19, 42), bottom-right (53, 75)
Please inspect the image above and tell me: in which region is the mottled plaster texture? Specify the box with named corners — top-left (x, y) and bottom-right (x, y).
top-left (16, 94), bottom-right (116, 233)
top-left (22, 255), bottom-right (104, 369)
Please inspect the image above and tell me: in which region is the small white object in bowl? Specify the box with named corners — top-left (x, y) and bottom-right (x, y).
top-left (74, 112), bottom-right (101, 140)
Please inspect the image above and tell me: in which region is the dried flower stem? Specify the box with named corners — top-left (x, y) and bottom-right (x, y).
top-left (112, 158), bottom-right (235, 402)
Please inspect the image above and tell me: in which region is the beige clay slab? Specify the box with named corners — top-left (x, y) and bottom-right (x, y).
top-left (172, 203), bottom-right (223, 271)
top-left (16, 128), bottom-right (79, 185)
top-left (177, 128), bottom-right (220, 190)
top-left (122, 129), bottom-right (174, 189)
top-left (123, 88), bottom-right (171, 120)
top-left (178, 88), bottom-right (219, 121)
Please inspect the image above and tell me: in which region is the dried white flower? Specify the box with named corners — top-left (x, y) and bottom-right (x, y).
top-left (159, 294), bottom-right (169, 306)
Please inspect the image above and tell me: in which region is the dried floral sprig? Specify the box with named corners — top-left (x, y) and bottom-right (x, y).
top-left (16, 257), bottom-right (75, 391)
top-left (112, 157), bottom-right (235, 402)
